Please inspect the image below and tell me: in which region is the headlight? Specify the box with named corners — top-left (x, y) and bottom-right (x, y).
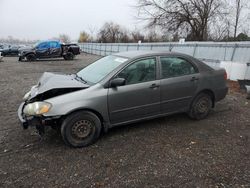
top-left (23, 102), bottom-right (52, 116)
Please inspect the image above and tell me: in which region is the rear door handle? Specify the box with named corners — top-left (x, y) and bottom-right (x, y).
top-left (190, 77), bottom-right (199, 81)
top-left (149, 83), bottom-right (160, 89)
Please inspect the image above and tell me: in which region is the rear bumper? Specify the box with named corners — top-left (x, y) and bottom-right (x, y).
top-left (215, 87), bottom-right (228, 102)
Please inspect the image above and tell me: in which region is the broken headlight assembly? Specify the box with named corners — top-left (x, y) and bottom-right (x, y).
top-left (23, 102), bottom-right (52, 116)
top-left (23, 85), bottom-right (39, 101)
top-left (23, 91), bottom-right (31, 101)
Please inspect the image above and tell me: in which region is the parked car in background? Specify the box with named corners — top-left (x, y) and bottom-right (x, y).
top-left (0, 44), bottom-right (5, 49)
top-left (18, 41), bottom-right (80, 61)
top-left (0, 52), bottom-right (3, 61)
top-left (0, 45), bottom-right (20, 56)
top-left (18, 51), bottom-right (228, 147)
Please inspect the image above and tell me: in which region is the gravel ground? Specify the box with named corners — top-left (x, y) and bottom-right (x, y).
top-left (0, 54), bottom-right (249, 188)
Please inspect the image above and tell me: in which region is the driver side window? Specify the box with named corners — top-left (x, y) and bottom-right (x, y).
top-left (117, 58), bottom-right (156, 85)
top-left (38, 42), bottom-right (48, 49)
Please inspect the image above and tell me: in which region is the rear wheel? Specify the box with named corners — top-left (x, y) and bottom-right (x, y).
top-left (188, 93), bottom-right (212, 120)
top-left (63, 52), bottom-right (74, 60)
top-left (26, 54), bottom-right (36, 62)
top-left (61, 111), bottom-right (102, 147)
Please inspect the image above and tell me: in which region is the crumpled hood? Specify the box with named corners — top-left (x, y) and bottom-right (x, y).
top-left (29, 72), bottom-right (89, 99)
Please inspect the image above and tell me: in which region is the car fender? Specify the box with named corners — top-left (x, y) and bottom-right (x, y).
top-left (43, 83), bottom-right (110, 124)
top-left (21, 51), bottom-right (36, 58)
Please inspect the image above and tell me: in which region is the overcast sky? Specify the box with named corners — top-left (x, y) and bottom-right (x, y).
top-left (0, 0), bottom-right (139, 41)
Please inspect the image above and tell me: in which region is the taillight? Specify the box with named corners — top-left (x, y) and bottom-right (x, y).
top-left (224, 71), bottom-right (227, 80)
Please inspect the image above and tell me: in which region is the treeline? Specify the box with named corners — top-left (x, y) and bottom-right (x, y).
top-left (0, 34), bottom-right (72, 45)
top-left (78, 22), bottom-right (171, 43)
top-left (2, 0), bottom-right (250, 44)
top-left (78, 21), bottom-right (250, 43)
top-left (79, 0), bottom-right (250, 43)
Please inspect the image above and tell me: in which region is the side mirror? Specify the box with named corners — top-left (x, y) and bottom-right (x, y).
top-left (110, 78), bottom-right (126, 88)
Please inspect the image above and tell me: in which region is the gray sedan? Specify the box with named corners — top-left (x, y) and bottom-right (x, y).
top-left (18, 51), bottom-right (228, 147)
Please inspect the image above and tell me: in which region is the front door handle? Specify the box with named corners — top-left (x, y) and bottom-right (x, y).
top-left (149, 83), bottom-right (160, 89)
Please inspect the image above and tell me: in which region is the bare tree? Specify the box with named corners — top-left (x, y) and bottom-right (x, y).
top-left (145, 29), bottom-right (162, 42)
top-left (131, 30), bottom-right (145, 42)
top-left (0, 36), bottom-right (38, 45)
top-left (88, 25), bottom-right (98, 42)
top-left (97, 22), bottom-right (130, 43)
top-left (231, 0), bottom-right (250, 39)
top-left (78, 31), bottom-right (90, 43)
top-left (58, 34), bottom-right (71, 43)
top-left (136, 0), bottom-right (225, 41)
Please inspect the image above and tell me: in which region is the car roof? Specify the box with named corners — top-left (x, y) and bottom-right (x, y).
top-left (114, 50), bottom-right (188, 59)
top-left (39, 40), bottom-right (60, 43)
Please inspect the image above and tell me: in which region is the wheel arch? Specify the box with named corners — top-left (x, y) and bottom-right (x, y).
top-left (68, 47), bottom-right (73, 53)
top-left (194, 89), bottom-right (215, 108)
top-left (25, 52), bottom-right (36, 57)
top-left (62, 108), bottom-right (107, 132)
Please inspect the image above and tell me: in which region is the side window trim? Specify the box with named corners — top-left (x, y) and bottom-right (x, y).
top-left (159, 55), bottom-right (199, 79)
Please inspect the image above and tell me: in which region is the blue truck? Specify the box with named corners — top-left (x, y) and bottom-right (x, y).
top-left (18, 41), bottom-right (80, 61)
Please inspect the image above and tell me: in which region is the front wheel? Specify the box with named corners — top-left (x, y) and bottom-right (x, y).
top-left (61, 111), bottom-right (102, 147)
top-left (188, 93), bottom-right (212, 120)
top-left (63, 52), bottom-right (75, 60)
top-left (26, 54), bottom-right (36, 62)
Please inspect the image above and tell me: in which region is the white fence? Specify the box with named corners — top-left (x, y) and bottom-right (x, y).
top-left (79, 42), bottom-right (250, 62)
top-left (78, 42), bottom-right (250, 81)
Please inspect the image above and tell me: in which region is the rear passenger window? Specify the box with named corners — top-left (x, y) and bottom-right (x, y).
top-left (160, 57), bottom-right (197, 78)
top-left (50, 42), bottom-right (60, 48)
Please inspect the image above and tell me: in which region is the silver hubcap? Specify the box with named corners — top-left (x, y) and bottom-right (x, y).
top-left (72, 120), bottom-right (93, 139)
top-left (196, 97), bottom-right (209, 113)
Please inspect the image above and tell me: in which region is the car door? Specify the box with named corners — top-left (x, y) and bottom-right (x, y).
top-left (49, 41), bottom-right (61, 57)
top-left (36, 42), bottom-right (50, 58)
top-left (11, 46), bottom-right (19, 55)
top-left (7, 45), bottom-right (11, 55)
top-left (159, 56), bottom-right (200, 114)
top-left (108, 57), bottom-right (161, 125)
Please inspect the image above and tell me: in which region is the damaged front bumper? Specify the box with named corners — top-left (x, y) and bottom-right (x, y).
top-left (18, 53), bottom-right (25, 61)
top-left (18, 102), bottom-right (29, 129)
top-left (18, 102), bottom-right (60, 134)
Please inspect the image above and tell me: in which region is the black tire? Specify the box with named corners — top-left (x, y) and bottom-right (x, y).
top-left (26, 54), bottom-right (36, 62)
top-left (188, 93), bottom-right (212, 120)
top-left (63, 52), bottom-right (74, 60)
top-left (61, 111), bottom-right (102, 147)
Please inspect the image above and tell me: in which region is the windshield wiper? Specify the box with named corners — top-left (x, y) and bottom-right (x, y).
top-left (74, 74), bottom-right (87, 84)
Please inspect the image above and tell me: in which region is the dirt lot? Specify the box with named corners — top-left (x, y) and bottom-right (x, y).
top-left (0, 54), bottom-right (249, 187)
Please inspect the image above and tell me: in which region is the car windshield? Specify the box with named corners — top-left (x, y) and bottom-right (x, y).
top-left (33, 42), bottom-right (40, 48)
top-left (77, 55), bottom-right (128, 84)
